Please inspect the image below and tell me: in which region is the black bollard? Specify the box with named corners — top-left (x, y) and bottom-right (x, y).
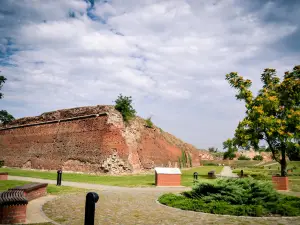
top-left (84, 192), bottom-right (99, 225)
top-left (193, 172), bottom-right (198, 181)
top-left (57, 169), bottom-right (62, 186)
top-left (241, 170), bottom-right (244, 177)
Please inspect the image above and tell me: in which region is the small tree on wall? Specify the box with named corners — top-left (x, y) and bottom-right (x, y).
top-left (114, 94), bottom-right (136, 123)
top-left (225, 65), bottom-right (300, 176)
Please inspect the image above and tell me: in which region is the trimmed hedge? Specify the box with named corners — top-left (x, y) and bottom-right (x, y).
top-left (232, 169), bottom-right (269, 180)
top-left (158, 178), bottom-right (300, 217)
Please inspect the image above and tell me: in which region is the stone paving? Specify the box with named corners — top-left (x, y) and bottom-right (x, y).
top-left (220, 166), bottom-right (238, 178)
top-left (9, 176), bottom-right (300, 225)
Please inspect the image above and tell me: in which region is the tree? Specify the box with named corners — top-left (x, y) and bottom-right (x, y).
top-left (0, 73), bottom-right (14, 125)
top-left (114, 94), bottom-right (136, 122)
top-left (0, 110), bottom-right (14, 125)
top-left (225, 65), bottom-right (300, 176)
top-left (0, 75), bottom-right (7, 99)
top-left (223, 138), bottom-right (237, 160)
top-left (208, 147), bottom-right (218, 153)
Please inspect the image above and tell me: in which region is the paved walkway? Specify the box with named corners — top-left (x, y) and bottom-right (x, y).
top-left (8, 175), bottom-right (300, 225)
top-left (26, 195), bottom-right (57, 224)
top-left (220, 166), bottom-right (238, 178)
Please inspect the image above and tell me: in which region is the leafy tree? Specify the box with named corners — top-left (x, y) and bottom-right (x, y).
top-left (253, 155), bottom-right (264, 161)
top-left (223, 138), bottom-right (237, 160)
top-left (114, 94), bottom-right (136, 122)
top-left (208, 147), bottom-right (218, 153)
top-left (0, 75), bottom-right (7, 99)
top-left (0, 73), bottom-right (14, 125)
top-left (238, 155), bottom-right (251, 160)
top-left (0, 110), bottom-right (15, 125)
top-left (225, 65), bottom-right (300, 176)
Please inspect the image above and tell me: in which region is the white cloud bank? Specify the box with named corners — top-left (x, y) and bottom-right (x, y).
top-left (0, 0), bottom-right (299, 149)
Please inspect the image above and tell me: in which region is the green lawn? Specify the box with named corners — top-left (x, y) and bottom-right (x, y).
top-left (0, 166), bottom-right (223, 187)
top-left (181, 166), bottom-right (223, 186)
top-left (0, 180), bottom-right (84, 195)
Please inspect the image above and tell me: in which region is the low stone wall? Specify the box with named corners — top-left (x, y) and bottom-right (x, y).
top-left (0, 172), bottom-right (8, 180)
top-left (272, 176), bottom-right (289, 190)
top-left (0, 190), bottom-right (28, 224)
top-left (155, 174), bottom-right (181, 186)
top-left (0, 204), bottom-right (27, 224)
top-left (25, 186), bottom-right (47, 201)
top-left (9, 183), bottom-right (48, 201)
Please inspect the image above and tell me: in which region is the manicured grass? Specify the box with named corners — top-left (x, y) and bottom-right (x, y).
top-left (0, 180), bottom-right (30, 191)
top-left (181, 166), bottom-right (223, 186)
top-left (201, 160), bottom-right (260, 167)
top-left (290, 178), bottom-right (300, 192)
top-left (0, 166), bottom-right (223, 187)
top-left (0, 180), bottom-right (84, 195)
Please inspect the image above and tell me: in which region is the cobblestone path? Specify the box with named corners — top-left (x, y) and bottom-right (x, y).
top-left (9, 176), bottom-right (300, 225)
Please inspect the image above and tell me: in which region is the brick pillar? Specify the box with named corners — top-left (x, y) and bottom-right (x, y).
top-left (0, 204), bottom-right (27, 224)
top-left (272, 176), bottom-right (289, 190)
top-left (0, 172), bottom-right (8, 180)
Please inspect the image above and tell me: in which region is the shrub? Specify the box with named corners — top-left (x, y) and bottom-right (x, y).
top-left (232, 169), bottom-right (268, 180)
top-left (114, 94), bottom-right (136, 122)
top-left (187, 153), bottom-right (192, 167)
top-left (203, 162), bottom-right (218, 166)
top-left (253, 155), bottom-right (263, 161)
top-left (0, 160), bottom-right (4, 168)
top-left (145, 117), bottom-right (153, 128)
top-left (238, 155), bottom-right (251, 160)
top-left (159, 178), bottom-right (300, 216)
top-left (223, 151), bottom-right (236, 160)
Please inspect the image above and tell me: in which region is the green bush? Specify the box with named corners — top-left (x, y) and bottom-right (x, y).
top-left (253, 155), bottom-right (263, 161)
top-left (238, 155), bottom-right (251, 160)
top-left (114, 94), bottom-right (136, 122)
top-left (223, 151), bottom-right (236, 160)
top-left (232, 169), bottom-right (268, 180)
top-left (203, 162), bottom-right (218, 166)
top-left (158, 178), bottom-right (300, 216)
top-left (145, 117), bottom-right (153, 128)
top-left (0, 160), bottom-right (4, 168)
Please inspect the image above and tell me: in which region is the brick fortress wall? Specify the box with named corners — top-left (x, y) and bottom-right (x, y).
top-left (0, 105), bottom-right (207, 174)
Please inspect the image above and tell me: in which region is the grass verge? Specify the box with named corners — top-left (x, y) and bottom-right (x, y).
top-left (0, 180), bottom-right (84, 195)
top-left (0, 166), bottom-right (223, 187)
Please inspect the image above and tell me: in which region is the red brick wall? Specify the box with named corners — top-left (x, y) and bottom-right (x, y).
top-left (0, 174), bottom-right (8, 180)
top-left (0, 106), bottom-right (205, 173)
top-left (272, 176), bottom-right (289, 190)
top-left (156, 174), bottom-right (181, 186)
top-left (0, 115), bottom-right (129, 172)
top-left (23, 186), bottom-right (47, 201)
top-left (0, 204), bottom-right (27, 224)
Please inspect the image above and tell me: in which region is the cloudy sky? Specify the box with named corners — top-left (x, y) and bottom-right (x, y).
top-left (0, 0), bottom-right (299, 150)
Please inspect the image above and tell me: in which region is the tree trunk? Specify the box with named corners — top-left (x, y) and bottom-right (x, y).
top-left (280, 149), bottom-right (287, 177)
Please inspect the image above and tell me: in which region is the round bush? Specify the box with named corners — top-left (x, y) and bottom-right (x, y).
top-left (158, 178), bottom-right (300, 217)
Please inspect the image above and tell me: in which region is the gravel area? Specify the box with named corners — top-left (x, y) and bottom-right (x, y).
top-left (43, 188), bottom-right (300, 225)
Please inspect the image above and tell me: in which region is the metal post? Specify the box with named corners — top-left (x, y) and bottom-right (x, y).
top-left (84, 192), bottom-right (99, 225)
top-left (193, 172), bottom-right (198, 180)
top-left (57, 169), bottom-right (62, 186)
top-left (241, 170), bottom-right (244, 178)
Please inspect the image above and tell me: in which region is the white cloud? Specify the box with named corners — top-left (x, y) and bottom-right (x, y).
top-left (0, 0), bottom-right (299, 149)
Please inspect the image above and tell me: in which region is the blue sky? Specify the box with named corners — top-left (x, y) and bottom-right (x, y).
top-left (0, 0), bottom-right (299, 150)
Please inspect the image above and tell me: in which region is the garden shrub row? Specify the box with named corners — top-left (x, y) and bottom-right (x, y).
top-left (158, 178), bottom-right (300, 217)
